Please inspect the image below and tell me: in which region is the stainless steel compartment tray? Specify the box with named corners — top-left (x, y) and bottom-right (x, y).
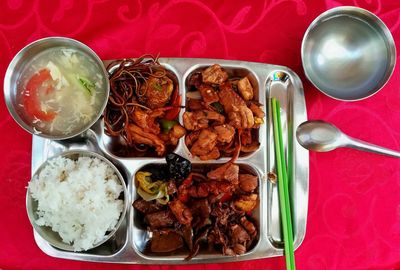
top-left (30, 58), bottom-right (309, 264)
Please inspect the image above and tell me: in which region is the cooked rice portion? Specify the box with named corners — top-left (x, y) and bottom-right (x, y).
top-left (29, 156), bottom-right (124, 251)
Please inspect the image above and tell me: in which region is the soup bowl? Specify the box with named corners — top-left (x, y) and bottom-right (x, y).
top-left (301, 6), bottom-right (396, 101)
top-left (4, 37), bottom-right (109, 140)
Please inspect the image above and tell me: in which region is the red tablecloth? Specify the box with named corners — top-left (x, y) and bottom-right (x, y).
top-left (1, 0), bottom-right (400, 269)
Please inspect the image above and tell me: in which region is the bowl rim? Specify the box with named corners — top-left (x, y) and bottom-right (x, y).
top-left (26, 149), bottom-right (129, 252)
top-left (3, 36), bottom-right (110, 139)
top-left (301, 6), bottom-right (397, 101)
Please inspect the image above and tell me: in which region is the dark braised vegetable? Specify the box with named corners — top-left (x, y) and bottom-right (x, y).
top-left (150, 230), bottom-right (184, 253)
top-left (145, 210), bottom-right (176, 229)
top-left (132, 153), bottom-right (259, 259)
top-left (166, 153), bottom-right (191, 182)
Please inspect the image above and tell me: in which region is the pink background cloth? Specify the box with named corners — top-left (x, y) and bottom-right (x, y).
top-left (1, 0), bottom-right (400, 269)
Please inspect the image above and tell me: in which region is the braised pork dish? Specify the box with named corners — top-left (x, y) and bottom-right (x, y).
top-left (184, 64), bottom-right (265, 160)
top-left (133, 153), bottom-right (259, 259)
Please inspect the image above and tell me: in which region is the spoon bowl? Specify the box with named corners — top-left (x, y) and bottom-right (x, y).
top-left (296, 120), bottom-right (400, 158)
top-left (296, 120), bottom-right (346, 152)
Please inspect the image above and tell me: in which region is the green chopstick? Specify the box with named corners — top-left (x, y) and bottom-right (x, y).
top-left (271, 98), bottom-right (296, 270)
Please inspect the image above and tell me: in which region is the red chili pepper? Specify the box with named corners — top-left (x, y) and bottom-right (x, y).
top-left (23, 68), bottom-right (57, 122)
top-left (164, 89), bottom-right (181, 120)
top-left (182, 174), bottom-right (193, 186)
top-left (178, 190), bottom-right (189, 203)
top-left (220, 192), bottom-right (232, 203)
top-left (178, 173), bottom-right (193, 203)
top-left (170, 87), bottom-right (179, 104)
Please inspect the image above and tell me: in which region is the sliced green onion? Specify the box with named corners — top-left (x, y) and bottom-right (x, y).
top-left (77, 75), bottom-right (95, 95)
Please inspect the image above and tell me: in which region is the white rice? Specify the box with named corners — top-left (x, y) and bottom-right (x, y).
top-left (28, 156), bottom-right (124, 251)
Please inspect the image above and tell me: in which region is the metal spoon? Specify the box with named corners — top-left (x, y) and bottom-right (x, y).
top-left (296, 120), bottom-right (400, 157)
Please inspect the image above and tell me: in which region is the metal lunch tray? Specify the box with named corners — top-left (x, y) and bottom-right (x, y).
top-left (30, 58), bottom-right (309, 264)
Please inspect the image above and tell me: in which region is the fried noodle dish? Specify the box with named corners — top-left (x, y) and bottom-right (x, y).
top-left (184, 64), bottom-right (265, 160)
top-left (133, 152), bottom-right (259, 260)
top-left (104, 55), bottom-right (185, 156)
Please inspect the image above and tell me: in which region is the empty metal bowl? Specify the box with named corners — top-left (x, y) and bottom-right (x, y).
top-left (26, 150), bottom-right (128, 251)
top-left (4, 37), bottom-right (109, 140)
top-left (301, 6), bottom-right (396, 101)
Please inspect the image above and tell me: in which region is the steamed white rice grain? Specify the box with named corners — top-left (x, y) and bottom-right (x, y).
top-left (28, 156), bottom-right (124, 251)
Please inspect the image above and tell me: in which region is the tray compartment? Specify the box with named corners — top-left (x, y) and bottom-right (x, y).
top-left (131, 162), bottom-right (262, 260)
top-left (265, 70), bottom-right (309, 250)
top-left (182, 64), bottom-right (262, 161)
top-left (100, 62), bottom-right (182, 158)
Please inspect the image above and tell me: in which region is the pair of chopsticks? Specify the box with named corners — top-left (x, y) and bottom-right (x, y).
top-left (271, 98), bottom-right (296, 270)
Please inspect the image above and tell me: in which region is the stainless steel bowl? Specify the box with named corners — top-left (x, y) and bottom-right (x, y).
top-left (26, 150), bottom-right (128, 252)
top-left (4, 37), bottom-right (109, 139)
top-left (301, 6), bottom-right (396, 101)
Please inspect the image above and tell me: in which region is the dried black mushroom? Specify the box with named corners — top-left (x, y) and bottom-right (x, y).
top-left (166, 153), bottom-right (191, 182)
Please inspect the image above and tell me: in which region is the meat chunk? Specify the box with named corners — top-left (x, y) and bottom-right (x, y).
top-left (249, 102), bottom-right (265, 118)
top-left (189, 181), bottom-right (232, 198)
top-left (240, 129), bottom-right (252, 145)
top-left (214, 124), bottom-right (235, 143)
top-left (185, 130), bottom-right (200, 147)
top-left (239, 174), bottom-right (258, 193)
top-left (218, 83), bottom-right (246, 112)
top-left (237, 77), bottom-right (254, 101)
top-left (150, 230), bottom-right (184, 253)
top-left (188, 72), bottom-right (202, 90)
top-left (188, 183), bottom-right (209, 198)
top-left (128, 124), bottom-right (166, 155)
top-left (202, 64), bottom-right (228, 85)
top-left (187, 98), bottom-right (204, 111)
top-left (230, 224), bottom-right (250, 244)
top-left (132, 107), bottom-right (163, 134)
top-left (162, 123), bottom-right (186, 145)
top-left (141, 72), bottom-right (174, 109)
top-left (145, 210), bottom-right (176, 229)
top-left (133, 199), bottom-right (163, 214)
top-left (228, 105), bottom-right (254, 129)
top-left (169, 200), bottom-right (193, 225)
top-left (198, 84), bottom-right (219, 105)
top-left (207, 162), bottom-right (239, 185)
top-left (183, 110), bottom-right (225, 131)
top-left (240, 216), bottom-right (257, 238)
top-left (233, 244), bottom-right (246, 255)
top-left (190, 129), bottom-right (218, 159)
top-left (197, 146), bottom-right (220, 160)
top-left (223, 247), bottom-right (236, 256)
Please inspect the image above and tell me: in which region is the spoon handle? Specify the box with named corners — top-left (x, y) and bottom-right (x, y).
top-left (347, 136), bottom-right (400, 158)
